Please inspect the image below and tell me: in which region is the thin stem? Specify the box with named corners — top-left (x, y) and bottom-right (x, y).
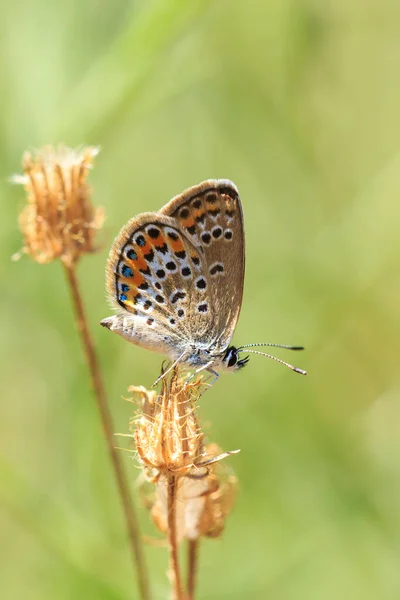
top-left (167, 476), bottom-right (184, 600)
top-left (187, 540), bottom-right (199, 600)
top-left (63, 262), bottom-right (150, 600)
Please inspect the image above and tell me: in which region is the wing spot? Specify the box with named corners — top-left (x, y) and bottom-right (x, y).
top-left (225, 209), bottom-right (235, 218)
top-left (122, 265), bottom-right (133, 278)
top-left (155, 294), bottom-right (165, 304)
top-left (157, 243), bottom-right (168, 254)
top-left (224, 229), bottom-right (233, 241)
top-left (177, 309), bottom-right (184, 318)
top-left (209, 208), bottom-right (221, 218)
top-left (181, 266), bottom-right (192, 278)
top-left (175, 250), bottom-right (186, 259)
top-left (212, 226), bottom-right (222, 239)
top-left (121, 283), bottom-right (129, 292)
top-left (120, 293), bottom-right (127, 301)
top-left (127, 249), bottom-right (137, 261)
top-left (143, 300), bottom-right (152, 311)
top-left (196, 277), bottom-right (207, 290)
top-left (167, 231), bottom-right (179, 241)
top-left (144, 249), bottom-right (155, 262)
top-left (146, 318), bottom-right (154, 326)
top-left (191, 256), bottom-right (200, 266)
top-left (138, 282), bottom-right (149, 290)
top-left (195, 213), bottom-right (206, 224)
top-left (155, 282), bottom-right (162, 290)
top-left (169, 318), bottom-right (176, 326)
top-left (156, 268), bottom-right (166, 279)
top-left (205, 192), bottom-right (217, 204)
top-left (193, 199), bottom-right (202, 209)
top-left (147, 227), bottom-right (160, 239)
top-left (180, 208), bottom-right (189, 219)
top-left (197, 303), bottom-right (208, 313)
top-left (166, 261), bottom-right (177, 271)
top-left (171, 290), bottom-right (186, 304)
top-left (136, 235), bottom-right (146, 247)
top-left (187, 224), bottom-right (196, 235)
top-left (220, 187), bottom-right (238, 199)
top-left (210, 263), bottom-right (224, 276)
top-left (201, 232), bottom-right (212, 245)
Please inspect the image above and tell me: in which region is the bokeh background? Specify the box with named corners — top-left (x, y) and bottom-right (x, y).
top-left (2, 0), bottom-right (400, 598)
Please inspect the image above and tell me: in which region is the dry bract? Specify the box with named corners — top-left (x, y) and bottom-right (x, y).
top-left (13, 145), bottom-right (104, 266)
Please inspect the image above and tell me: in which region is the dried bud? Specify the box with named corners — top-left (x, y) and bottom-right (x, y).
top-left (150, 444), bottom-right (238, 542)
top-left (130, 368), bottom-right (239, 543)
top-left (13, 145), bottom-right (104, 266)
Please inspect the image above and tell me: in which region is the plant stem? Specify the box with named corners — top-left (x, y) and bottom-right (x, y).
top-left (187, 540), bottom-right (199, 600)
top-left (167, 476), bottom-right (184, 600)
top-left (63, 262), bottom-right (150, 600)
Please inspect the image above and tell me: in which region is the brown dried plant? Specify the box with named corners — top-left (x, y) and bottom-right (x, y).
top-left (13, 145), bottom-right (104, 266)
top-left (13, 146), bottom-right (150, 600)
top-left (129, 368), bottom-right (239, 600)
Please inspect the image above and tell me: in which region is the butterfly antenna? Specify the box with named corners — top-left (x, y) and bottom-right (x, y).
top-left (242, 349), bottom-right (307, 375)
top-left (238, 343), bottom-right (304, 351)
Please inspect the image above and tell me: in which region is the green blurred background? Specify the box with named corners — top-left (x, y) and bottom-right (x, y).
top-left (2, 0), bottom-right (400, 598)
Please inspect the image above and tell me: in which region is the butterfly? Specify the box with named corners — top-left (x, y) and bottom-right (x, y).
top-left (101, 180), bottom-right (306, 382)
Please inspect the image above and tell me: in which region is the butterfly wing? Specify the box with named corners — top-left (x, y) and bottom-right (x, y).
top-left (160, 180), bottom-right (245, 351)
top-left (105, 212), bottom-right (214, 359)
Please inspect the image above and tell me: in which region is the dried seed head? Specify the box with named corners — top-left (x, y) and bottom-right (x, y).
top-left (130, 368), bottom-right (239, 543)
top-left (13, 145), bottom-right (104, 266)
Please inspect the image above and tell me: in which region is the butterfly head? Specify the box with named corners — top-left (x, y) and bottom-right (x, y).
top-left (221, 346), bottom-right (250, 371)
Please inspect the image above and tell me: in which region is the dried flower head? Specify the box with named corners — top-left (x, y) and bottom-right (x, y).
top-left (13, 145), bottom-right (104, 266)
top-left (130, 368), bottom-right (239, 543)
top-left (132, 369), bottom-right (205, 478)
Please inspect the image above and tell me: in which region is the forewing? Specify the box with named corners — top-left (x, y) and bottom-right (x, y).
top-left (160, 180), bottom-right (245, 349)
top-left (106, 213), bottom-right (215, 353)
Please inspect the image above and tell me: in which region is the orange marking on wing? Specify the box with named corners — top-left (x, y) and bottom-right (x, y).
top-left (169, 237), bottom-right (185, 254)
top-left (139, 238), bottom-right (153, 255)
top-left (132, 272), bottom-right (145, 286)
top-left (123, 299), bottom-right (137, 310)
top-left (119, 271), bottom-right (145, 287)
top-left (193, 207), bottom-right (205, 219)
top-left (127, 243), bottom-right (152, 271)
top-left (181, 217), bottom-right (195, 229)
top-left (131, 255), bottom-right (148, 272)
top-left (153, 232), bottom-right (167, 248)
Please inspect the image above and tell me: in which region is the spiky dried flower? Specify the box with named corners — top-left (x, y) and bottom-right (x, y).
top-left (13, 145), bottom-right (104, 266)
top-left (130, 368), bottom-right (239, 543)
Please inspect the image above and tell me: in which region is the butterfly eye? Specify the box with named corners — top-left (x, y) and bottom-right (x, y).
top-left (224, 347), bottom-right (238, 368)
top-left (228, 354), bottom-right (237, 368)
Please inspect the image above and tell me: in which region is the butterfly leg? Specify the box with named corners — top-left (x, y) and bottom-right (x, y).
top-left (151, 350), bottom-right (188, 388)
top-left (185, 361), bottom-right (214, 383)
top-left (205, 367), bottom-right (220, 388)
top-left (185, 363), bottom-right (220, 396)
